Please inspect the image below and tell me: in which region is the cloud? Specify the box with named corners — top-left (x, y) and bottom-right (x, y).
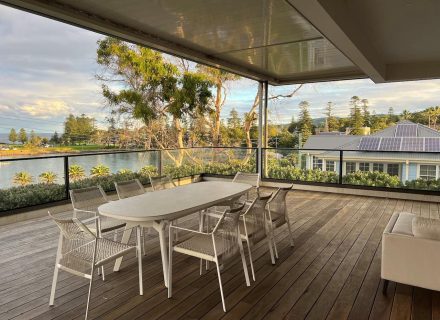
top-left (19, 100), bottom-right (70, 118)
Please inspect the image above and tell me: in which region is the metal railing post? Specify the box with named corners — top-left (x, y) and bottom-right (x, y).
top-left (158, 149), bottom-right (163, 176)
top-left (64, 156), bottom-right (70, 199)
top-left (339, 150), bottom-right (343, 184)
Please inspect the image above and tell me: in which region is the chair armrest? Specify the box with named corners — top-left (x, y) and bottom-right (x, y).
top-left (74, 208), bottom-right (97, 216)
top-left (169, 225), bottom-right (211, 236)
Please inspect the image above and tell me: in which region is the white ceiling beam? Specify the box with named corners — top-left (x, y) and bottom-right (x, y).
top-left (287, 0), bottom-right (386, 83)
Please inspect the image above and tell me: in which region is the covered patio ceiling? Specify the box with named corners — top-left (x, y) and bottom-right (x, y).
top-left (1, 0), bottom-right (440, 85)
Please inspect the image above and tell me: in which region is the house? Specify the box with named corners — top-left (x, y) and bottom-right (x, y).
top-left (302, 120), bottom-right (440, 182)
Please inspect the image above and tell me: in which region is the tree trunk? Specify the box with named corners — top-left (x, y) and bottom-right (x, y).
top-left (243, 86), bottom-right (261, 161)
top-left (174, 117), bottom-right (184, 166)
top-left (212, 82), bottom-right (222, 147)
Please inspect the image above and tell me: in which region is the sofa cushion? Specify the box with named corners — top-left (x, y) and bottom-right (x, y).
top-left (391, 212), bottom-right (415, 236)
top-left (412, 216), bottom-right (440, 240)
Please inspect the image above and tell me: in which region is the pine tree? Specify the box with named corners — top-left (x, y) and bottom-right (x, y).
top-left (8, 128), bottom-right (17, 144)
top-left (298, 101), bottom-right (313, 145)
top-left (18, 128), bottom-right (27, 144)
top-left (324, 102), bottom-right (339, 132)
top-left (361, 99), bottom-right (371, 127)
top-left (349, 96), bottom-right (364, 135)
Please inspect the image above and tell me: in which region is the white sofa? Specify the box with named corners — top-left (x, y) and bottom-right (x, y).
top-left (382, 212), bottom-right (440, 293)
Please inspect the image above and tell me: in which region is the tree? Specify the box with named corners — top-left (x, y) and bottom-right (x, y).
top-left (196, 65), bottom-right (239, 146)
top-left (18, 128), bottom-right (27, 144)
top-left (361, 99), bottom-right (371, 127)
top-left (349, 96), bottom-right (364, 135)
top-left (50, 131), bottom-right (61, 145)
top-left (96, 37), bottom-right (213, 164)
top-left (64, 114), bottom-right (95, 144)
top-left (298, 101), bottom-right (313, 145)
top-left (324, 102), bottom-right (339, 132)
top-left (8, 128), bottom-right (17, 144)
top-left (400, 109), bottom-right (412, 120)
top-left (29, 130), bottom-right (41, 146)
top-left (226, 108), bottom-right (244, 146)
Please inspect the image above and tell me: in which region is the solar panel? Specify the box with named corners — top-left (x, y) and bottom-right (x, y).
top-left (379, 137), bottom-right (402, 151)
top-left (358, 137), bottom-right (381, 151)
top-left (425, 137), bottom-right (440, 152)
top-left (395, 124), bottom-right (417, 137)
top-left (400, 137), bottom-right (424, 151)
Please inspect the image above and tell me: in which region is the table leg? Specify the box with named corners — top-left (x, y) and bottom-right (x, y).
top-left (136, 226), bottom-right (143, 295)
top-left (153, 220), bottom-right (168, 288)
top-left (113, 225), bottom-right (134, 272)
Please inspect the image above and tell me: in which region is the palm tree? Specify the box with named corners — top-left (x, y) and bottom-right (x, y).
top-left (13, 171), bottom-right (33, 186)
top-left (90, 164), bottom-right (110, 177)
top-left (400, 109), bottom-right (412, 120)
top-left (69, 165), bottom-right (86, 182)
top-left (39, 171), bottom-right (58, 184)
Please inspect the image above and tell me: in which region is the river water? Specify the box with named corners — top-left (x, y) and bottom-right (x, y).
top-left (0, 152), bottom-right (159, 189)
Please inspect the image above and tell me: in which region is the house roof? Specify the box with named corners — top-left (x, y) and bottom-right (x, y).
top-left (304, 121), bottom-right (440, 159)
top-left (2, 0), bottom-right (440, 84)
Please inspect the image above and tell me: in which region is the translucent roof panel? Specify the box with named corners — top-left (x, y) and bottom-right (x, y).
top-left (0, 0), bottom-right (363, 84)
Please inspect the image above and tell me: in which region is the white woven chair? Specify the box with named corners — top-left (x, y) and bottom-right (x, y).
top-left (115, 179), bottom-right (145, 199)
top-left (70, 186), bottom-right (126, 235)
top-left (115, 179), bottom-right (150, 255)
top-left (267, 186), bottom-right (294, 259)
top-left (232, 172), bottom-right (260, 203)
top-left (168, 204), bottom-right (250, 312)
top-left (48, 212), bottom-right (142, 320)
top-left (149, 175), bottom-right (176, 191)
top-left (240, 193), bottom-right (275, 281)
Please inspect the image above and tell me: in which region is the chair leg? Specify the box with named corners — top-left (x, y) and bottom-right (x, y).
top-left (85, 268), bottom-right (95, 320)
top-left (137, 226), bottom-right (143, 295)
top-left (238, 238), bottom-right (250, 286)
top-left (382, 279), bottom-right (389, 294)
top-left (286, 221), bottom-right (294, 247)
top-left (272, 228), bottom-right (279, 259)
top-left (267, 235), bottom-right (276, 265)
top-left (245, 238), bottom-right (256, 281)
top-left (215, 260), bottom-right (226, 312)
top-left (101, 266), bottom-right (105, 281)
top-left (168, 233), bottom-right (173, 298)
top-left (199, 212), bottom-right (204, 275)
top-left (49, 265), bottom-right (59, 306)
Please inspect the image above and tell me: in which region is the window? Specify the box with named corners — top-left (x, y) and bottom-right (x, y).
top-left (346, 162), bottom-right (356, 174)
top-left (359, 162), bottom-right (370, 172)
top-left (326, 161), bottom-right (335, 171)
top-left (420, 165), bottom-right (437, 181)
top-left (313, 157), bottom-right (323, 170)
top-left (387, 164), bottom-right (399, 176)
top-left (373, 163), bottom-right (384, 172)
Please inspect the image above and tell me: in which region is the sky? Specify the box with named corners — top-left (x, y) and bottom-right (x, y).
top-left (1, 4), bottom-right (440, 134)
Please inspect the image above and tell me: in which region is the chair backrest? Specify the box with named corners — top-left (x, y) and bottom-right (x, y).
top-left (115, 179), bottom-right (145, 199)
top-left (49, 211), bottom-right (96, 241)
top-left (232, 172), bottom-right (260, 188)
top-left (150, 175), bottom-right (176, 191)
top-left (70, 186), bottom-right (108, 220)
top-left (242, 193), bottom-right (272, 242)
top-left (49, 211), bottom-right (96, 274)
top-left (213, 203), bottom-right (246, 260)
top-left (267, 185), bottom-right (292, 225)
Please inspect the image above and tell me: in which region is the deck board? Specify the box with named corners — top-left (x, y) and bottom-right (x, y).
top-left (0, 190), bottom-right (437, 320)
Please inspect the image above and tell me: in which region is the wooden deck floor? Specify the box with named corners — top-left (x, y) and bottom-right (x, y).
top-left (1, 190), bottom-right (440, 320)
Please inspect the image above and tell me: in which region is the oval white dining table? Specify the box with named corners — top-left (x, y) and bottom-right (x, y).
top-left (98, 181), bottom-right (252, 288)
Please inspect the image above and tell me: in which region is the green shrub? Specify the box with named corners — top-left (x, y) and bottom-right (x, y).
top-left (0, 183), bottom-right (65, 211)
top-left (139, 165), bottom-right (158, 177)
top-left (343, 171), bottom-right (402, 188)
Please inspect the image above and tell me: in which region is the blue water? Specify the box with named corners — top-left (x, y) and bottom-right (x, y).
top-left (0, 152), bottom-right (159, 189)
